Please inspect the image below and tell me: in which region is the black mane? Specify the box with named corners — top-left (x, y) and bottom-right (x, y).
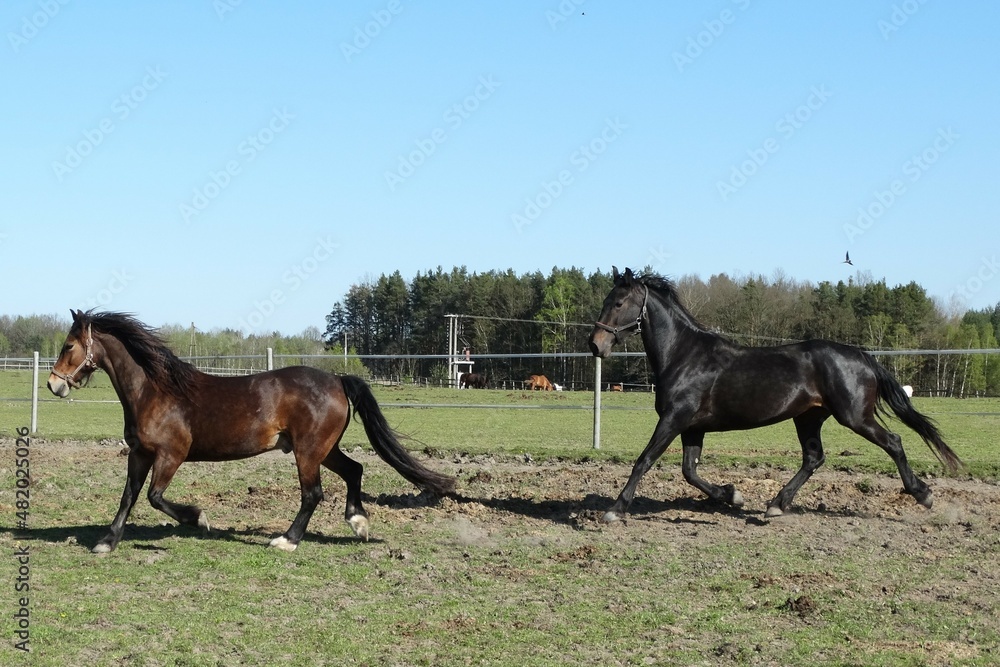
top-left (633, 272), bottom-right (710, 334)
top-left (76, 311), bottom-right (202, 397)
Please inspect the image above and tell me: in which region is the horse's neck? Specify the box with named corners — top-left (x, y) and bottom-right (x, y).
top-left (641, 291), bottom-right (703, 373)
top-left (97, 335), bottom-right (150, 408)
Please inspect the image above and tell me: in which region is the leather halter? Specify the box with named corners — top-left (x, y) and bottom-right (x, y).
top-left (594, 285), bottom-right (649, 344)
top-left (52, 323), bottom-right (97, 388)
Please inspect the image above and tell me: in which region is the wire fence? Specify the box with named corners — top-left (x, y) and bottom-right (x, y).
top-left (4, 348), bottom-right (1000, 392)
top-left (4, 349), bottom-right (1000, 448)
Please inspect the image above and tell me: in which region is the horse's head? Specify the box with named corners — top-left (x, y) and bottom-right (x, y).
top-left (47, 310), bottom-right (102, 398)
top-left (589, 266), bottom-right (648, 358)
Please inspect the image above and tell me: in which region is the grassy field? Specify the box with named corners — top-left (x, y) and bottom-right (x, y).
top-left (2, 369), bottom-right (999, 665)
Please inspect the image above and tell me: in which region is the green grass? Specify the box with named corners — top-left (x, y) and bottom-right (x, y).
top-left (2, 364), bottom-right (999, 664)
top-left (4, 442), bottom-right (998, 666)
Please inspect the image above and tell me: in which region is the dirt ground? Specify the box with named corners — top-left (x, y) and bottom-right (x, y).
top-left (10, 440), bottom-right (1000, 664)
top-left (19, 439), bottom-right (1000, 570)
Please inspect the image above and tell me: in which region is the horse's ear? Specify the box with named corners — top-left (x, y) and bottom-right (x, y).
top-left (623, 267), bottom-right (635, 284)
top-left (612, 266), bottom-right (620, 282)
top-left (70, 309), bottom-right (81, 322)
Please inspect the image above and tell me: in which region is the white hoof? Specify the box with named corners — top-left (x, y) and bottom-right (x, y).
top-left (269, 535), bottom-right (298, 551)
top-left (730, 490), bottom-right (745, 507)
top-left (348, 514), bottom-right (370, 541)
top-left (764, 505), bottom-right (784, 518)
top-left (197, 512), bottom-right (211, 532)
top-left (602, 511), bottom-right (622, 523)
top-left (92, 543), bottom-right (112, 554)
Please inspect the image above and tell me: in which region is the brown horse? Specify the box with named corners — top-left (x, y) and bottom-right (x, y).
top-left (47, 310), bottom-right (455, 553)
top-left (525, 374), bottom-right (554, 391)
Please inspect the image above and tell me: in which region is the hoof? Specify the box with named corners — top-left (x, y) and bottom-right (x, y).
top-left (348, 514), bottom-right (370, 541)
top-left (916, 490), bottom-right (933, 509)
top-left (269, 535), bottom-right (298, 552)
top-left (197, 512), bottom-right (211, 532)
top-left (601, 511), bottom-right (622, 524)
top-left (92, 543), bottom-right (113, 554)
top-left (729, 489), bottom-right (745, 507)
top-left (764, 505), bottom-right (784, 518)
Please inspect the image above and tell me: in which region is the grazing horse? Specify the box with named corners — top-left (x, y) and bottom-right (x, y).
top-left (589, 267), bottom-right (962, 522)
top-left (47, 310), bottom-right (455, 553)
top-left (460, 372), bottom-right (488, 389)
top-left (525, 374), bottom-right (554, 391)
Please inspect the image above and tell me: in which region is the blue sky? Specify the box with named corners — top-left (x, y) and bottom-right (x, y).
top-left (4, 1), bottom-right (999, 336)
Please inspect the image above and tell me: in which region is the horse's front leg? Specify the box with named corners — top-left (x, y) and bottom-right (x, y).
top-left (94, 448), bottom-right (153, 554)
top-left (145, 452), bottom-right (210, 530)
top-left (603, 414), bottom-right (682, 522)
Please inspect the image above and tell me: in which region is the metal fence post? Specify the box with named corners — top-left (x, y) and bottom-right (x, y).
top-left (593, 356), bottom-right (601, 449)
top-left (31, 351), bottom-right (39, 434)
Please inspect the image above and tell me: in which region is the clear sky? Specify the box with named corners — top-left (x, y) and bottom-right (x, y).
top-left (4, 1), bottom-right (999, 336)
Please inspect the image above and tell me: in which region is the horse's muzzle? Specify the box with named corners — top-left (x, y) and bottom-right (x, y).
top-left (589, 330), bottom-right (614, 359)
top-left (47, 374), bottom-right (71, 398)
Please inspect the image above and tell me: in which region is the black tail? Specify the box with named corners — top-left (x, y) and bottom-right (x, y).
top-left (340, 375), bottom-right (456, 495)
top-left (869, 359), bottom-right (964, 474)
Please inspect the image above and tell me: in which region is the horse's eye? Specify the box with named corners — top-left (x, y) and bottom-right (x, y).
top-left (614, 300), bottom-right (624, 308)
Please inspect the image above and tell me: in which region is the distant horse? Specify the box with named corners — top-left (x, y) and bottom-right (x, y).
top-left (610, 384), bottom-right (624, 392)
top-left (47, 310), bottom-right (455, 553)
top-left (525, 374), bottom-right (554, 391)
top-left (590, 267), bottom-right (962, 522)
top-left (460, 372), bottom-right (488, 389)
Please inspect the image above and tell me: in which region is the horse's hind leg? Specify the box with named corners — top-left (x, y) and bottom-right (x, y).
top-left (766, 408), bottom-right (829, 517)
top-left (270, 446), bottom-right (326, 552)
top-left (680, 431), bottom-right (744, 507)
top-left (322, 445), bottom-right (369, 540)
top-left (94, 448), bottom-right (153, 553)
top-left (850, 417), bottom-right (932, 508)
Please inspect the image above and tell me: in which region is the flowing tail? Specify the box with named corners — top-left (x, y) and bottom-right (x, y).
top-left (869, 358), bottom-right (964, 474)
top-left (340, 375), bottom-right (456, 495)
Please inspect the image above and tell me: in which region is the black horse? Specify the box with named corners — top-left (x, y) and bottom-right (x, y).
top-left (589, 267), bottom-right (962, 522)
top-left (460, 372), bottom-right (488, 389)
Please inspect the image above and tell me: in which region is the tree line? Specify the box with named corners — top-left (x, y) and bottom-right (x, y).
top-left (4, 266), bottom-right (999, 395)
top-left (320, 266), bottom-right (1000, 396)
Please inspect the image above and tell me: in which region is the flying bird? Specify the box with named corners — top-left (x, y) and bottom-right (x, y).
top-left (843, 251), bottom-right (853, 266)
